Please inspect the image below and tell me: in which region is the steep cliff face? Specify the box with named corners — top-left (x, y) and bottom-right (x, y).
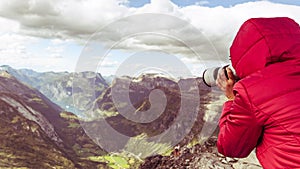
top-left (0, 71), bottom-right (106, 168)
top-left (0, 96), bottom-right (76, 168)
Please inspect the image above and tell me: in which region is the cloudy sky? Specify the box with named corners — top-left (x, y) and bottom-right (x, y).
top-left (0, 0), bottom-right (300, 76)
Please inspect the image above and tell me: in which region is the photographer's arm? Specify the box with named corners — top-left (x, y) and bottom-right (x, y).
top-left (217, 82), bottom-right (262, 157)
top-left (216, 68), bottom-right (262, 157)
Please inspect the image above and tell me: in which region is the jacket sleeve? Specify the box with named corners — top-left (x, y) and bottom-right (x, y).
top-left (217, 82), bottom-right (262, 158)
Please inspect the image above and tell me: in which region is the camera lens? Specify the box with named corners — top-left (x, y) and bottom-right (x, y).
top-left (203, 67), bottom-right (221, 87)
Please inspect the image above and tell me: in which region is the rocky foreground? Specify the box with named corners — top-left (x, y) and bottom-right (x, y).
top-left (140, 137), bottom-right (262, 169)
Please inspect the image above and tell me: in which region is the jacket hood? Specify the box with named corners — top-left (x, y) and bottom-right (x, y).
top-left (230, 17), bottom-right (300, 79)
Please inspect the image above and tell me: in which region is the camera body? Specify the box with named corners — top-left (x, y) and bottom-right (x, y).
top-left (202, 65), bottom-right (237, 87)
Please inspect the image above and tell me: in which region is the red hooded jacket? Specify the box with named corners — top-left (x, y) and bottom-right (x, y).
top-left (217, 17), bottom-right (300, 168)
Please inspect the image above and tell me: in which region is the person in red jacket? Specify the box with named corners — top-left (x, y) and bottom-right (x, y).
top-left (216, 17), bottom-right (300, 168)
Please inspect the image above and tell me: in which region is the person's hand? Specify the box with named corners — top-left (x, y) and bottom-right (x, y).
top-left (216, 67), bottom-right (235, 100)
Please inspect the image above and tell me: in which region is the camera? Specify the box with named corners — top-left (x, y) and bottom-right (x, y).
top-left (202, 65), bottom-right (238, 87)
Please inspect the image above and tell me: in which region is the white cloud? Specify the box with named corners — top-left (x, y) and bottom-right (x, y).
top-left (180, 1), bottom-right (300, 60)
top-left (0, 33), bottom-right (35, 57)
top-left (195, 1), bottom-right (209, 6)
top-left (101, 60), bottom-right (119, 67)
top-left (134, 0), bottom-right (182, 15)
top-left (0, 33), bottom-right (74, 72)
top-left (51, 38), bottom-right (65, 45)
top-left (46, 45), bottom-right (64, 58)
top-left (0, 0), bottom-right (300, 72)
top-left (0, 0), bottom-right (130, 40)
top-left (0, 17), bottom-right (20, 33)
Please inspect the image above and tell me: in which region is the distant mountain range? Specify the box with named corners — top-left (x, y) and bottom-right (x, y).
top-left (0, 65), bottom-right (108, 114)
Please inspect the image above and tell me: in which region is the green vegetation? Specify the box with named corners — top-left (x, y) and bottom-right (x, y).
top-left (31, 97), bottom-right (43, 102)
top-left (89, 155), bottom-right (130, 169)
top-left (187, 137), bottom-right (202, 148)
top-left (67, 122), bottom-right (81, 128)
top-left (86, 135), bottom-right (174, 169)
top-left (124, 134), bottom-right (172, 159)
top-left (60, 112), bottom-right (81, 128)
top-left (60, 111), bottom-right (79, 120)
top-left (11, 116), bottom-right (21, 124)
top-left (94, 110), bottom-right (119, 118)
top-left (0, 112), bottom-right (76, 168)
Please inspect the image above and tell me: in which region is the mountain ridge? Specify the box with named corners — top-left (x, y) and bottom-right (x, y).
top-left (0, 70), bottom-right (106, 168)
top-left (0, 65), bottom-right (108, 114)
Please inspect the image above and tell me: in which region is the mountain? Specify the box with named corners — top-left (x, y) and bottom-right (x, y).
top-left (92, 74), bottom-right (262, 168)
top-left (0, 67), bottom-right (262, 168)
top-left (0, 70), bottom-right (106, 168)
top-left (89, 74), bottom-right (214, 153)
top-left (0, 65), bottom-right (108, 114)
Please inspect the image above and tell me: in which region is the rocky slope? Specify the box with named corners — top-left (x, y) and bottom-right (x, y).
top-left (0, 70), bottom-right (106, 168)
top-left (140, 137), bottom-right (262, 169)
